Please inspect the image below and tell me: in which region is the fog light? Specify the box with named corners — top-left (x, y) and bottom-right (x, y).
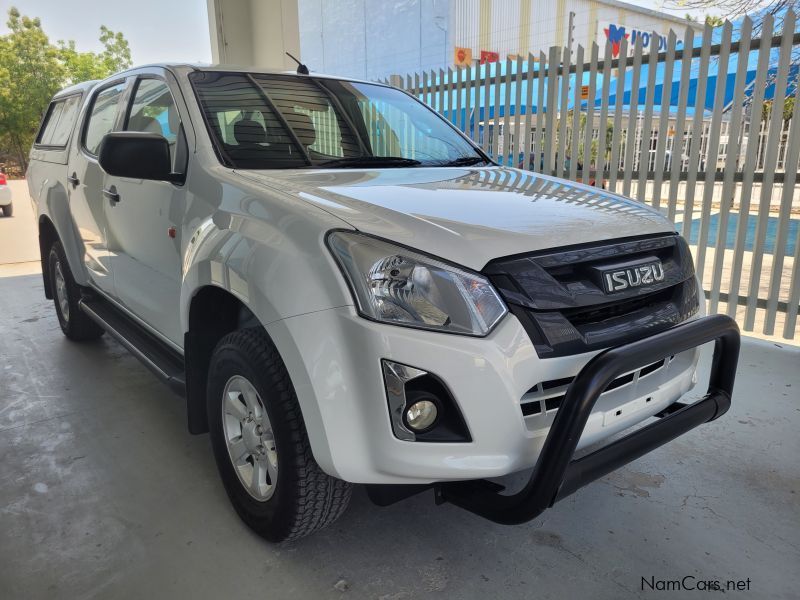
top-left (405, 400), bottom-right (438, 431)
top-left (382, 359), bottom-right (471, 442)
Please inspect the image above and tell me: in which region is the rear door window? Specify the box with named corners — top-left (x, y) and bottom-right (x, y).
top-left (36, 95), bottom-right (82, 148)
top-left (84, 82), bottom-right (127, 155)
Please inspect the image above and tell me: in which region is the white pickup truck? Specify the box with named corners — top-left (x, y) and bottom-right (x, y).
top-left (27, 64), bottom-right (739, 542)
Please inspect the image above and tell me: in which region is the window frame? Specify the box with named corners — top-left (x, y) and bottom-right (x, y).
top-left (34, 92), bottom-right (84, 150)
top-left (80, 78), bottom-right (130, 158)
top-left (121, 74), bottom-right (188, 175)
top-left (122, 75), bottom-right (178, 132)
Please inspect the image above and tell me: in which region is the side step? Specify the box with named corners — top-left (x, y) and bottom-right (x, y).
top-left (78, 295), bottom-right (186, 396)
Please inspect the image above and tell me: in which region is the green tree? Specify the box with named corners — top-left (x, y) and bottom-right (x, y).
top-left (0, 8), bottom-right (63, 171)
top-left (761, 97), bottom-right (795, 121)
top-left (58, 25), bottom-right (131, 85)
top-left (576, 113), bottom-right (614, 169)
top-left (0, 7), bottom-right (132, 171)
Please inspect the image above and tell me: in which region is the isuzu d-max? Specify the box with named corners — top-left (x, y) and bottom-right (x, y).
top-left (27, 64), bottom-right (739, 542)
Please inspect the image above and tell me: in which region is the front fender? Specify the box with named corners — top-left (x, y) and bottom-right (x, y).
top-left (177, 180), bottom-right (357, 469)
top-left (179, 213), bottom-right (354, 335)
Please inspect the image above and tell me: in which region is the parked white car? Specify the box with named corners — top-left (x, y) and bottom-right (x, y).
top-left (26, 65), bottom-right (740, 541)
top-left (0, 169), bottom-right (11, 216)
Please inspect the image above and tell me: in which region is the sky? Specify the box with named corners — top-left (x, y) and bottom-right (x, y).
top-left (0, 0), bottom-right (213, 64)
top-left (0, 0), bottom-right (707, 67)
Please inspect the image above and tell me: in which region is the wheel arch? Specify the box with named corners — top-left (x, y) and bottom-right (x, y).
top-left (182, 283), bottom-right (337, 479)
top-left (37, 179), bottom-right (90, 289)
top-left (184, 284), bottom-right (259, 434)
top-left (38, 216), bottom-right (59, 298)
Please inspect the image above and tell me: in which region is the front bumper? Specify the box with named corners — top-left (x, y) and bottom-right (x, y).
top-left (439, 313), bottom-right (739, 524)
top-left (0, 185), bottom-right (11, 206)
top-left (266, 304), bottom-right (717, 485)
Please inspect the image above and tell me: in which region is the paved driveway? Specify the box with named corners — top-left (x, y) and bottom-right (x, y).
top-left (0, 180), bottom-right (38, 265)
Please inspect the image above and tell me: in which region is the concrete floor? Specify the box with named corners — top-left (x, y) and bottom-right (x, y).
top-left (0, 180), bottom-right (39, 265)
top-left (1, 272), bottom-right (799, 598)
top-left (0, 179), bottom-right (798, 597)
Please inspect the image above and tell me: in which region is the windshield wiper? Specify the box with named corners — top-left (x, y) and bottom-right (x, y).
top-left (316, 156), bottom-right (422, 168)
top-left (438, 156), bottom-right (488, 167)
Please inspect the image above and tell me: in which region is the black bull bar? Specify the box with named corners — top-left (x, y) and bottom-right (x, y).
top-left (436, 314), bottom-right (740, 525)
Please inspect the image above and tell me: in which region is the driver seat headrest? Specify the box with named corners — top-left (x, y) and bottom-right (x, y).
top-left (234, 119), bottom-right (267, 145)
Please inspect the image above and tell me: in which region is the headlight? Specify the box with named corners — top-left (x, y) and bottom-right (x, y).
top-left (327, 231), bottom-right (507, 336)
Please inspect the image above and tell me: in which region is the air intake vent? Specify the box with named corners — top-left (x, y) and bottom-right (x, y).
top-left (520, 357), bottom-right (671, 417)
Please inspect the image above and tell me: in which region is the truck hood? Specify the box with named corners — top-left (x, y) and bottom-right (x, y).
top-left (236, 166), bottom-right (675, 271)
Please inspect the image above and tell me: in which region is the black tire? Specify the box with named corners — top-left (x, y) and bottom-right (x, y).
top-left (47, 240), bottom-right (104, 341)
top-left (207, 328), bottom-right (352, 542)
top-left (1, 203), bottom-right (11, 217)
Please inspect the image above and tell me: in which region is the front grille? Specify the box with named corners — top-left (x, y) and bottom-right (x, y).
top-left (561, 287), bottom-right (674, 327)
top-left (485, 234), bottom-right (699, 358)
top-left (520, 356), bottom-right (672, 417)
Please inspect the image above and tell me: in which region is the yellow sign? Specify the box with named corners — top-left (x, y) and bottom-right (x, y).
top-left (454, 47), bottom-right (472, 66)
top-left (580, 85), bottom-right (590, 99)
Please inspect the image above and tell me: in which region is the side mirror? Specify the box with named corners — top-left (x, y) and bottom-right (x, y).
top-left (98, 131), bottom-right (182, 183)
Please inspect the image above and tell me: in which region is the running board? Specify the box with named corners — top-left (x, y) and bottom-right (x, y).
top-left (78, 296), bottom-right (186, 396)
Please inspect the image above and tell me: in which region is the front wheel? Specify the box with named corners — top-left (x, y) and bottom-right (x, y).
top-left (1, 203), bottom-right (11, 217)
top-left (207, 328), bottom-right (352, 542)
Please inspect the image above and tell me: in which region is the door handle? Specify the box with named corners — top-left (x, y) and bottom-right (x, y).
top-left (67, 173), bottom-right (80, 188)
top-left (102, 187), bottom-right (120, 204)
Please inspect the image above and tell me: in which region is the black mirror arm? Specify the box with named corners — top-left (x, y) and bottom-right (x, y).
top-left (166, 172), bottom-right (185, 185)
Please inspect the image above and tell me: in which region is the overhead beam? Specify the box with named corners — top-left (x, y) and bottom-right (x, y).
top-left (206, 0), bottom-right (301, 69)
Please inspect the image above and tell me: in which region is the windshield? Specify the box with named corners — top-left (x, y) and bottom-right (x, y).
top-left (190, 71), bottom-right (487, 169)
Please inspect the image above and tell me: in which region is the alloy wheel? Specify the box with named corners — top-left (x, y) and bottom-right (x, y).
top-left (221, 375), bottom-right (278, 501)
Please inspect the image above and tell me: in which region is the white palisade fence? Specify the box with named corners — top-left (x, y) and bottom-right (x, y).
top-left (384, 14), bottom-right (800, 340)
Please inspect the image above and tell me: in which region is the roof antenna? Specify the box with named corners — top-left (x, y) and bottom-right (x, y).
top-left (286, 52), bottom-right (309, 75)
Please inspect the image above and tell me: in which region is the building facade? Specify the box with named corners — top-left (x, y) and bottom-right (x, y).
top-left (298, 0), bottom-right (688, 80)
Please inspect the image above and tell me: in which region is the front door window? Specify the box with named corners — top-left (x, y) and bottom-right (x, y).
top-left (125, 78), bottom-right (185, 173)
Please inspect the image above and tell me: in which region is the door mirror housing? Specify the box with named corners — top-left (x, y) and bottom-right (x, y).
top-left (98, 131), bottom-right (182, 183)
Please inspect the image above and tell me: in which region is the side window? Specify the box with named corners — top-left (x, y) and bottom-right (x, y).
top-left (35, 95), bottom-right (81, 148)
top-left (125, 78), bottom-right (186, 172)
top-left (36, 101), bottom-right (65, 146)
top-left (49, 95), bottom-right (82, 147)
top-left (84, 83), bottom-right (126, 156)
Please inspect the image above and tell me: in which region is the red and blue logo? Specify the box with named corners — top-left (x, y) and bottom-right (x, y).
top-left (603, 24), bottom-right (630, 58)
top-left (603, 24), bottom-right (670, 58)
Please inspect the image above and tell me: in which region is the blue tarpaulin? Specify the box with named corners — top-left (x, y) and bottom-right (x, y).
top-left (588, 62), bottom-right (799, 114)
